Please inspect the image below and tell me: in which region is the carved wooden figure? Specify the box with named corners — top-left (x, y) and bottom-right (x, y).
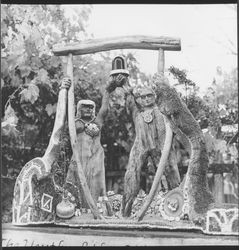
top-left (65, 54), bottom-right (102, 219)
top-left (65, 75), bottom-right (121, 209)
top-left (137, 74), bottom-right (215, 221)
top-left (121, 83), bottom-right (182, 217)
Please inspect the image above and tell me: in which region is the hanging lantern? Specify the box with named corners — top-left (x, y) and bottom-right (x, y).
top-left (110, 56), bottom-right (129, 77)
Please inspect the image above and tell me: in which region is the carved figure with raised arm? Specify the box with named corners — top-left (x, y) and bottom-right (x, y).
top-left (111, 74), bottom-right (182, 217)
top-left (64, 75), bottom-right (124, 210)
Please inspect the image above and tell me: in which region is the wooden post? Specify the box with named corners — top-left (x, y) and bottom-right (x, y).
top-left (214, 173), bottom-right (224, 203)
top-left (158, 48), bottom-right (165, 75)
top-left (66, 54), bottom-right (102, 219)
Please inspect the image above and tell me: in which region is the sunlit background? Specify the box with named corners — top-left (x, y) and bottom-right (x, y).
top-left (63, 4), bottom-right (237, 95)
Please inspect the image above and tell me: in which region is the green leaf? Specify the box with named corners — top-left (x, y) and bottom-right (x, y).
top-left (15, 22), bottom-right (31, 39)
top-left (1, 121), bottom-right (19, 137)
top-left (18, 65), bottom-right (32, 78)
top-left (45, 103), bottom-right (57, 116)
top-left (20, 83), bottom-right (39, 104)
top-left (2, 104), bottom-right (19, 137)
top-left (11, 75), bottom-right (22, 87)
top-left (4, 108), bottom-right (18, 131)
top-left (50, 56), bottom-right (61, 68)
top-left (219, 109), bottom-right (227, 117)
top-left (37, 68), bottom-right (49, 83)
top-left (31, 56), bottom-right (43, 71)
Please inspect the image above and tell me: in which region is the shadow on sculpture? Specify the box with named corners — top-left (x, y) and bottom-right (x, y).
top-left (12, 36), bottom-right (238, 236)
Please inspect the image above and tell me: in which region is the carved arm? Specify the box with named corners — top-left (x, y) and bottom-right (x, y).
top-left (42, 78), bottom-right (70, 172)
top-left (97, 89), bottom-right (111, 124)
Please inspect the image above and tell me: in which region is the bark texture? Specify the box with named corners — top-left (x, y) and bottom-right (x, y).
top-left (152, 74), bottom-right (214, 220)
top-left (137, 115), bottom-right (173, 221)
top-left (53, 35), bottom-right (181, 56)
top-left (122, 94), bottom-right (181, 217)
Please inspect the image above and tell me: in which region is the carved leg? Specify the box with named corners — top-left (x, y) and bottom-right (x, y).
top-left (137, 115), bottom-right (173, 221)
top-left (65, 160), bottom-right (85, 208)
top-left (122, 141), bottom-right (148, 217)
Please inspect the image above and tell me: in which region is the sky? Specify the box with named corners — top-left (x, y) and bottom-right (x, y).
top-left (64, 4), bottom-right (237, 95)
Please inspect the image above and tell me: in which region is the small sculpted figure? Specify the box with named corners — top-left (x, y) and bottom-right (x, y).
top-left (114, 74), bottom-right (181, 217)
top-left (65, 75), bottom-right (122, 208)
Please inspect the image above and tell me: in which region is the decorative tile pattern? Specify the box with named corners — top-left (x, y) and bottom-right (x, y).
top-left (205, 208), bottom-right (239, 235)
top-left (41, 193), bottom-right (53, 213)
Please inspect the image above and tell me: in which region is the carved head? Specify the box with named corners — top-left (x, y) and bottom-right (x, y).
top-left (167, 197), bottom-right (179, 212)
top-left (133, 86), bottom-right (156, 108)
top-left (76, 100), bottom-right (96, 119)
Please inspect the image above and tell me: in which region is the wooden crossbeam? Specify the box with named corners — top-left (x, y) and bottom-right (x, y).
top-left (53, 35), bottom-right (181, 56)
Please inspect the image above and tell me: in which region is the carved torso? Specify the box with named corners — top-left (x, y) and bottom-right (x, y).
top-left (76, 119), bottom-right (101, 138)
top-left (133, 107), bottom-right (166, 151)
top-left (75, 119), bottom-right (103, 158)
top-left (66, 116), bottom-right (106, 206)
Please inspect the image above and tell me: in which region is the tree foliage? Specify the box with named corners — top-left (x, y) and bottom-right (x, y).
top-left (1, 4), bottom-right (92, 178)
top-left (1, 4), bottom-right (148, 179)
top-left (168, 65), bottom-right (238, 162)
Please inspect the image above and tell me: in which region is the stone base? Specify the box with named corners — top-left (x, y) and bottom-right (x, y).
top-left (2, 223), bottom-right (238, 247)
top-left (12, 184), bottom-right (239, 236)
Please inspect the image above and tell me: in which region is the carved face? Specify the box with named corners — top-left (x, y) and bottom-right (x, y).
top-left (167, 198), bottom-right (179, 212)
top-left (136, 88), bottom-right (156, 108)
top-left (79, 104), bottom-right (95, 119)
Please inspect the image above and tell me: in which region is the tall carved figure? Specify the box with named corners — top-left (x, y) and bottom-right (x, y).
top-left (116, 73), bottom-right (213, 221)
top-left (65, 75), bottom-right (123, 208)
top-left (116, 75), bottom-right (181, 217)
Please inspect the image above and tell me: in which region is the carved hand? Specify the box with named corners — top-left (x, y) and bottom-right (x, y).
top-left (106, 74), bottom-right (128, 93)
top-left (60, 77), bottom-right (71, 90)
top-left (115, 74), bottom-right (128, 87)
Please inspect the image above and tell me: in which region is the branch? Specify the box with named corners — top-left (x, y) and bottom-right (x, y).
top-left (53, 35), bottom-right (181, 56)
